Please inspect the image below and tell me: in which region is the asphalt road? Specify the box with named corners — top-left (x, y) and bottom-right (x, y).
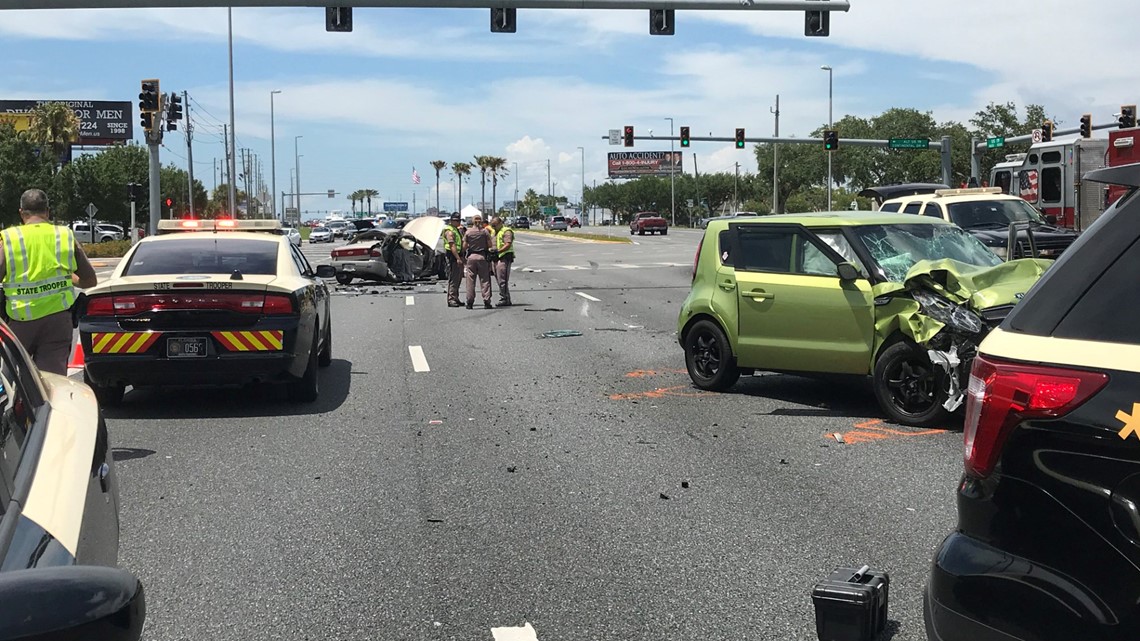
top-left (104, 233), bottom-right (963, 641)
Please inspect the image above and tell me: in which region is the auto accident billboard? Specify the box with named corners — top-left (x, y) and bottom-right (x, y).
top-left (607, 151), bottom-right (683, 179)
top-left (0, 100), bottom-right (132, 144)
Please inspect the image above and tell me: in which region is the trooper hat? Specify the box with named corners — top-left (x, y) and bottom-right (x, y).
top-left (449, 212), bottom-right (460, 221)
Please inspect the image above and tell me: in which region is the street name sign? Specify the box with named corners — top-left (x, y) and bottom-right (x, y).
top-left (888, 137), bottom-right (929, 149)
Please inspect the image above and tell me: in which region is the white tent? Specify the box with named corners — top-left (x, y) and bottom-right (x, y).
top-left (460, 204), bottom-right (482, 221)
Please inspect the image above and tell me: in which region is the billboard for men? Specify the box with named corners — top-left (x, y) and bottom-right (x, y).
top-left (0, 100), bottom-right (132, 144)
top-left (607, 151), bottom-right (683, 179)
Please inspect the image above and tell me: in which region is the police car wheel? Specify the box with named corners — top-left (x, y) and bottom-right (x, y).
top-left (287, 329), bottom-right (320, 403)
top-left (684, 320), bottom-right (740, 392)
top-left (872, 339), bottom-right (950, 427)
top-left (84, 370), bottom-right (124, 407)
top-left (335, 273), bottom-right (353, 286)
top-left (318, 323), bottom-right (332, 368)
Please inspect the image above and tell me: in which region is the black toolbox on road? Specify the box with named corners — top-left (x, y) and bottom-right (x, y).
top-left (811, 565), bottom-right (889, 641)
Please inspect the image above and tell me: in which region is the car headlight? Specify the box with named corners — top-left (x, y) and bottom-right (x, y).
top-left (910, 289), bottom-right (984, 334)
top-left (989, 245), bottom-right (1007, 259)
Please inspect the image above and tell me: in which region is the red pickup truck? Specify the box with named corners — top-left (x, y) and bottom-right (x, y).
top-left (629, 211), bottom-right (669, 236)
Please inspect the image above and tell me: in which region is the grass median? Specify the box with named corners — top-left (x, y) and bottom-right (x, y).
top-left (517, 229), bottom-right (632, 243)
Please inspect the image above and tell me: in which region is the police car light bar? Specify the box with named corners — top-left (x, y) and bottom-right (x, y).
top-left (933, 187), bottom-right (1004, 197)
top-left (156, 219), bottom-right (283, 234)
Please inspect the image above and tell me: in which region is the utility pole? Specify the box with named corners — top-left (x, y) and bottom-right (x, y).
top-left (226, 7), bottom-right (237, 221)
top-left (734, 162), bottom-right (740, 211)
top-left (184, 90), bottom-right (195, 217)
top-left (222, 123), bottom-right (229, 212)
top-left (665, 117), bottom-right (675, 226)
top-left (771, 94), bottom-right (780, 214)
top-left (546, 159), bottom-right (551, 202)
top-left (693, 153), bottom-right (704, 219)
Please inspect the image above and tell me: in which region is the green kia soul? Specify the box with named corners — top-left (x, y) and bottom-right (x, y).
top-left (677, 213), bottom-right (1051, 426)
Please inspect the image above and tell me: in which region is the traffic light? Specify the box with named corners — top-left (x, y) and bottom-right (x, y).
top-left (680, 126), bottom-right (690, 147)
top-left (1080, 113), bottom-right (1092, 138)
top-left (735, 128), bottom-right (745, 149)
top-left (623, 125), bottom-right (634, 147)
top-left (166, 93), bottom-right (183, 131)
top-left (139, 79), bottom-right (159, 112)
top-left (1120, 105), bottom-right (1137, 129)
top-left (823, 130), bottom-right (838, 150)
top-left (165, 197), bottom-right (173, 209)
top-left (140, 112), bottom-right (153, 132)
top-left (1042, 120), bottom-right (1054, 142)
top-left (804, 7), bottom-right (830, 37)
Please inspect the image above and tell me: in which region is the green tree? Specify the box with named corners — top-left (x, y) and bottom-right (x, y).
top-left (754, 140), bottom-right (828, 213)
top-left (25, 102), bottom-right (79, 172)
top-left (486, 157), bottom-right (508, 215)
top-left (363, 189), bottom-right (379, 215)
top-left (0, 123), bottom-right (55, 225)
top-left (970, 102), bottom-right (1050, 179)
top-left (429, 160), bottom-right (447, 212)
top-left (451, 162), bottom-right (472, 208)
top-left (522, 188), bottom-right (540, 217)
top-left (474, 155), bottom-right (492, 213)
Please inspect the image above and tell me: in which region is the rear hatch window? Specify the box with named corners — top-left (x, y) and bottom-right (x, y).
top-left (124, 238), bottom-right (279, 276)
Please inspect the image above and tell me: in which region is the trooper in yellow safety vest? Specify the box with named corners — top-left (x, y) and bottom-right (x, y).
top-left (0, 189), bottom-right (97, 375)
top-left (443, 212), bottom-right (465, 307)
top-left (489, 216), bottom-right (514, 307)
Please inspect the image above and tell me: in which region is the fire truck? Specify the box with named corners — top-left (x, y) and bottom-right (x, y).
top-left (989, 134), bottom-right (1110, 231)
top-left (1104, 126), bottom-right (1140, 206)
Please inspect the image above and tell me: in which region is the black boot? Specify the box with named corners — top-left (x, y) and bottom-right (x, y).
top-left (484, 300), bottom-right (493, 309)
top-left (466, 301), bottom-right (474, 309)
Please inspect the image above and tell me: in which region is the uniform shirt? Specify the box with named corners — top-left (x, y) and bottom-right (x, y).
top-left (463, 227), bottom-right (492, 253)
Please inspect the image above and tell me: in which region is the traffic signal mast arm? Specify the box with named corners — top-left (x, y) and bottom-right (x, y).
top-left (4, 0), bottom-right (851, 10)
top-left (972, 119), bottom-right (1123, 152)
top-left (603, 132), bottom-right (943, 148)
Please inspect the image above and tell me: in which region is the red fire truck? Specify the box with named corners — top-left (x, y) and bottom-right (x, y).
top-left (989, 134), bottom-right (1109, 231)
top-left (1104, 127), bottom-right (1140, 206)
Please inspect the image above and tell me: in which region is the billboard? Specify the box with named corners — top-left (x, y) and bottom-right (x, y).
top-left (0, 100), bottom-right (133, 144)
top-left (607, 151), bottom-right (683, 179)
top-left (383, 201), bottom-right (409, 212)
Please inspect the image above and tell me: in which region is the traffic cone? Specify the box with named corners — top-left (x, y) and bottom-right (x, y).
top-left (67, 338), bottom-right (85, 370)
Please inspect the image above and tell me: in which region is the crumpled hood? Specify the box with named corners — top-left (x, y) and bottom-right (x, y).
top-left (870, 257), bottom-right (1052, 349)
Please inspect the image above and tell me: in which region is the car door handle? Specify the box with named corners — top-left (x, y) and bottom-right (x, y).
top-left (719, 281), bottom-right (735, 291)
top-left (743, 290), bottom-right (775, 300)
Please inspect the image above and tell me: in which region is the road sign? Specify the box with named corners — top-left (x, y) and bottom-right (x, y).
top-left (608, 129), bottom-right (621, 145)
top-left (382, 202), bottom-right (409, 212)
top-left (542, 206), bottom-right (558, 215)
top-left (888, 137), bottom-right (929, 150)
top-left (327, 190), bottom-right (335, 198)
top-left (1031, 129), bottom-right (1043, 144)
top-left (986, 136), bottom-right (1005, 149)
top-left (686, 199), bottom-right (694, 207)
top-left (85, 202), bottom-right (98, 219)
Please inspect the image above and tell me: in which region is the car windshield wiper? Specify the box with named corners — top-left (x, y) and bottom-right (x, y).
top-left (962, 222), bottom-right (1013, 230)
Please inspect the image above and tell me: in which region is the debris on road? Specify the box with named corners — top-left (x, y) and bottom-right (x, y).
top-left (659, 493), bottom-right (671, 500)
top-left (427, 518), bottom-right (444, 523)
top-left (681, 481), bottom-right (690, 489)
top-left (779, 459), bottom-right (789, 465)
top-left (524, 307), bottom-right (564, 312)
top-left (833, 433), bottom-right (846, 443)
top-left (538, 330), bottom-right (583, 339)
top-left (594, 327), bottom-right (627, 332)
top-left (428, 420), bottom-right (443, 425)
top-left (507, 466), bottom-right (517, 473)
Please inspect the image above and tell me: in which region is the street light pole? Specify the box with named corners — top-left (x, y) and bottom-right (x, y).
top-left (577, 146), bottom-right (585, 224)
top-left (226, 7), bottom-right (238, 218)
top-left (821, 65), bottom-right (833, 211)
top-left (513, 161), bottom-right (518, 216)
top-left (294, 135), bottom-right (303, 215)
top-left (270, 89), bottom-right (281, 220)
top-left (665, 117), bottom-right (675, 226)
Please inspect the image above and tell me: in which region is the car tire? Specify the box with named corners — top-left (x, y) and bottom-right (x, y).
top-left (318, 322), bottom-right (332, 367)
top-left (84, 370), bottom-right (124, 407)
top-left (335, 273), bottom-right (353, 286)
top-left (661, 229), bottom-right (668, 235)
top-left (638, 229), bottom-right (645, 236)
top-left (287, 328), bottom-right (320, 403)
top-left (630, 229), bottom-right (635, 235)
top-left (684, 320), bottom-right (740, 392)
top-left (872, 339), bottom-right (951, 427)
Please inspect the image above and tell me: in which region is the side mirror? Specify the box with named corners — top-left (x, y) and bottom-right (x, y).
top-left (0, 565), bottom-right (146, 641)
top-left (836, 262), bottom-right (861, 281)
top-left (315, 265), bottom-right (336, 279)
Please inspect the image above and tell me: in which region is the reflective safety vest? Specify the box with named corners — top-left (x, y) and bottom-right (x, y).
top-left (1, 223), bottom-right (77, 321)
top-left (444, 225), bottom-right (463, 253)
top-left (496, 226), bottom-right (515, 259)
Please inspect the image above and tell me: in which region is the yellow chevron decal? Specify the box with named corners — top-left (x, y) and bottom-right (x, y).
top-left (90, 332), bottom-right (162, 354)
top-left (211, 331), bottom-right (284, 352)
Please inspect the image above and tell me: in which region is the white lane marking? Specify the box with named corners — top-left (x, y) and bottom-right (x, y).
top-left (408, 346), bottom-right (430, 372)
top-left (491, 622), bottom-right (538, 641)
top-left (654, 262), bottom-right (690, 267)
top-left (406, 296), bottom-right (415, 306)
top-left (559, 265), bottom-right (588, 270)
top-left (576, 292), bottom-right (601, 302)
top-left (614, 263), bottom-right (640, 268)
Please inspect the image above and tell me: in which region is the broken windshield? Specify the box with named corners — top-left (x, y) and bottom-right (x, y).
top-left (945, 199), bottom-right (1044, 229)
top-left (852, 223), bottom-right (1002, 282)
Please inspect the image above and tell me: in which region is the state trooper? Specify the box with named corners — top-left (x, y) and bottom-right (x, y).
top-left (0, 189), bottom-right (97, 375)
top-left (442, 212), bottom-right (464, 307)
top-left (489, 216), bottom-right (514, 307)
top-left (462, 214), bottom-right (494, 309)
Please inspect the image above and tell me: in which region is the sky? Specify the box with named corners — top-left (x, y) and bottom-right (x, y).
top-left (0, 0), bottom-right (1134, 218)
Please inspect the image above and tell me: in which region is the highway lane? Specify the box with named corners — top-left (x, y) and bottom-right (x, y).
top-left (104, 233), bottom-right (963, 641)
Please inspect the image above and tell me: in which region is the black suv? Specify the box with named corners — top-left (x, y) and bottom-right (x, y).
top-left (512, 216), bottom-right (530, 229)
top-left (924, 163), bottom-right (1140, 640)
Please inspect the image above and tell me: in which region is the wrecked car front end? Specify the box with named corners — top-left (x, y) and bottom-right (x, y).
top-left (872, 258), bottom-right (1052, 412)
top-left (331, 217), bottom-right (447, 285)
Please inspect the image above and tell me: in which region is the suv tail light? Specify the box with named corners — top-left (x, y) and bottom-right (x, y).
top-left (692, 237), bottom-right (704, 282)
top-left (963, 354), bottom-right (1108, 478)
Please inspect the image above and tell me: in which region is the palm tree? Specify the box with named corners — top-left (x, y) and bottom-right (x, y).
top-left (452, 162), bottom-right (472, 210)
top-left (25, 102), bottom-right (79, 172)
top-left (474, 155), bottom-right (492, 214)
top-left (349, 190), bottom-right (363, 215)
top-left (364, 189), bottom-right (379, 216)
top-left (487, 157), bottom-right (509, 216)
top-left (430, 160), bottom-right (447, 212)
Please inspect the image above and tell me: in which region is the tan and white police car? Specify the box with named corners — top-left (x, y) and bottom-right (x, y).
top-left (78, 219), bottom-right (335, 405)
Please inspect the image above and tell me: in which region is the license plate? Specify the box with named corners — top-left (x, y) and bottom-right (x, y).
top-left (342, 264), bottom-right (356, 271)
top-left (167, 337), bottom-right (208, 358)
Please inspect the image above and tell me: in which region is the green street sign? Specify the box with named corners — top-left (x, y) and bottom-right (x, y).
top-left (888, 137), bottom-right (930, 150)
top-left (987, 136), bottom-right (1005, 149)
top-left (542, 206), bottom-right (558, 215)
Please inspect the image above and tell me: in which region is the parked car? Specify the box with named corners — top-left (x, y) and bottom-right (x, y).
top-left (545, 216), bottom-right (569, 231)
top-left (326, 220), bottom-right (351, 238)
top-left (880, 187), bottom-right (1081, 260)
top-left (630, 211), bottom-right (668, 235)
top-left (569, 217), bottom-right (581, 228)
top-left (512, 216), bottom-right (531, 229)
top-left (924, 162), bottom-right (1140, 641)
top-left (329, 217), bottom-right (447, 285)
top-left (678, 213), bottom-right (1051, 426)
top-left (309, 226), bottom-right (333, 243)
top-left (0, 319), bottom-right (147, 639)
top-left (280, 225), bottom-right (302, 246)
top-left (71, 221), bottom-right (123, 243)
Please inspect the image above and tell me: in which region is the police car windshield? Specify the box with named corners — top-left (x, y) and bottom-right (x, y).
top-left (123, 238), bottom-right (279, 276)
top-left (945, 199), bottom-right (1045, 229)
